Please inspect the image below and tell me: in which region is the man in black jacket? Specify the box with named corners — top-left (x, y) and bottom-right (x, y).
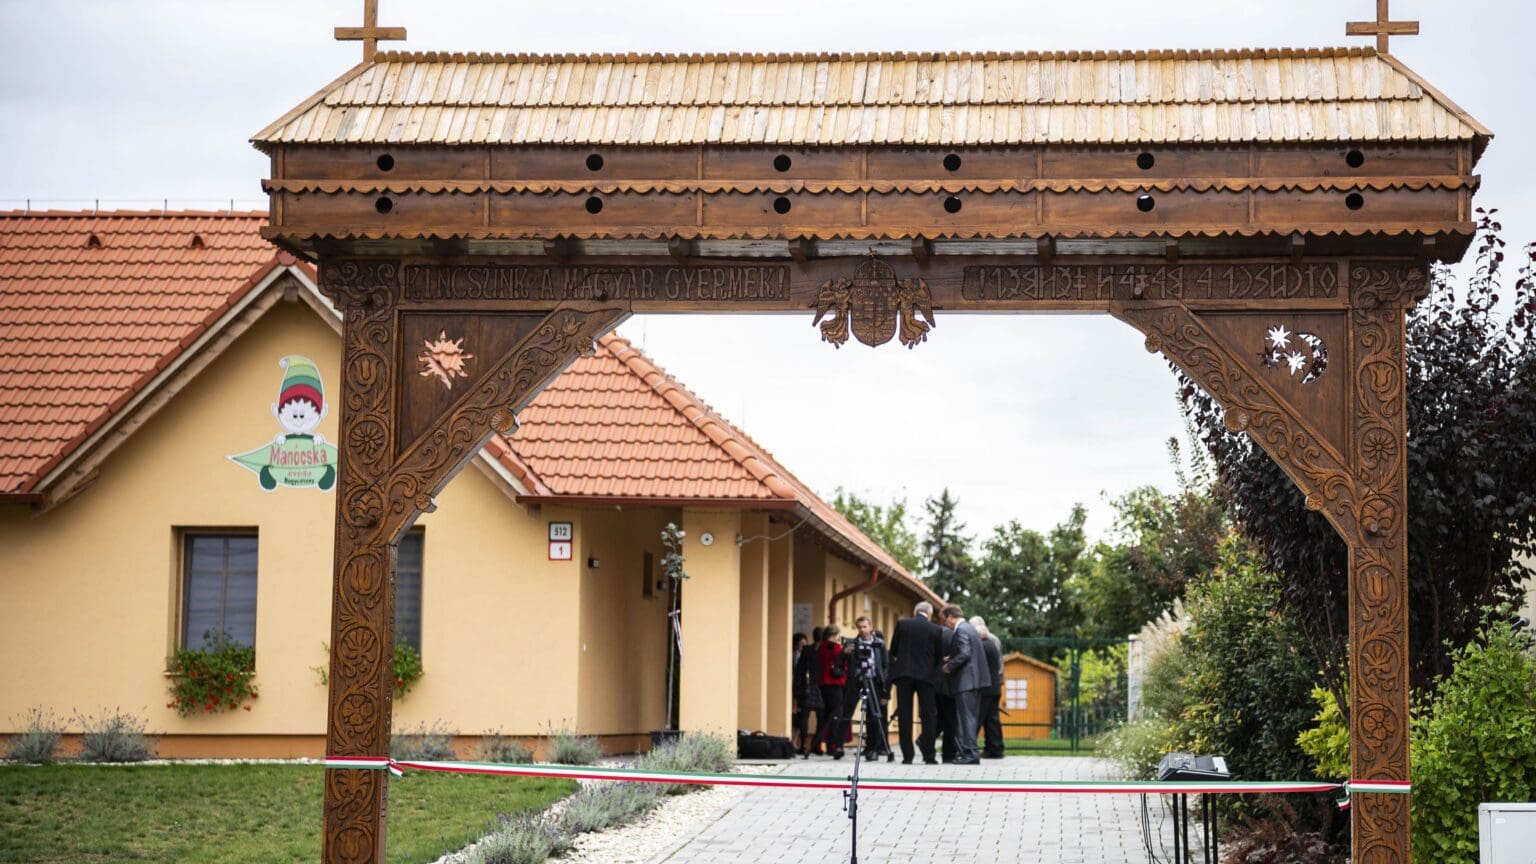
top-left (887, 601), bottom-right (943, 764)
top-left (940, 605), bottom-right (989, 765)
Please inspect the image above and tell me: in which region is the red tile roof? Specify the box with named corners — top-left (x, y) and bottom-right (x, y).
top-left (0, 210), bottom-right (289, 495)
top-left (492, 334), bottom-right (928, 591)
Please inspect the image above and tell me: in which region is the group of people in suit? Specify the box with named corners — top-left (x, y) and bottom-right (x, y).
top-left (791, 602), bottom-right (1006, 765)
top-left (791, 616), bottom-right (894, 759)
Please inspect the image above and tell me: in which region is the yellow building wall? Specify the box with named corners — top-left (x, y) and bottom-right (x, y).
top-left (0, 298), bottom-right (935, 753)
top-left (677, 509), bottom-right (742, 736)
top-left (0, 302), bottom-right (584, 743)
top-left (573, 505), bottom-right (676, 736)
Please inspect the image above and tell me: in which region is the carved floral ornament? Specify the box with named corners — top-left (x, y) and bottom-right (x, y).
top-left (813, 254), bottom-right (935, 349)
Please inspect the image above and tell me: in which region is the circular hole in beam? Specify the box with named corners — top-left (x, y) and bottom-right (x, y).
top-left (1136, 193), bottom-right (1156, 213)
top-left (943, 196), bottom-right (963, 214)
top-left (1346, 150), bottom-right (1366, 169)
top-left (376, 154), bottom-right (395, 172)
top-left (1137, 152), bottom-right (1155, 171)
top-left (772, 196), bottom-right (792, 215)
top-left (773, 154), bottom-right (793, 172)
top-left (943, 153), bottom-right (963, 172)
top-left (374, 196), bottom-right (393, 214)
top-left (586, 153), bottom-right (605, 171)
top-left (1345, 192), bottom-right (1365, 211)
top-left (585, 196), bottom-right (604, 214)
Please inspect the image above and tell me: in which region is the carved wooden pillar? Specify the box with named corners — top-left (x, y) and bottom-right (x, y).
top-left (317, 260), bottom-right (627, 864)
top-left (1343, 265), bottom-right (1419, 864)
top-left (1114, 259), bottom-right (1424, 864)
top-left (322, 262), bottom-right (406, 864)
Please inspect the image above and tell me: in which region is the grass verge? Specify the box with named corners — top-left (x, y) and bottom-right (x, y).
top-left (0, 763), bottom-right (574, 864)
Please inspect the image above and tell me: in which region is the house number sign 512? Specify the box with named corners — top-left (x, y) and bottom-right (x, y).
top-left (548, 522), bottom-right (573, 561)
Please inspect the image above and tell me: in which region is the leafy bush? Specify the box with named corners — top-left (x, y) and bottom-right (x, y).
top-left (4, 708), bottom-right (63, 763)
top-left (391, 721), bottom-right (457, 761)
top-left (1295, 685), bottom-right (1349, 782)
top-left (166, 630), bottom-right (258, 716)
top-left (559, 782), bottom-right (663, 834)
top-left (545, 725), bottom-right (601, 766)
top-left (477, 730), bottom-right (533, 764)
top-left (313, 641), bottom-right (424, 700)
top-left (76, 709), bottom-right (154, 762)
top-left (464, 813), bottom-right (571, 864)
top-left (1410, 612), bottom-right (1536, 864)
top-left (1102, 715), bottom-right (1183, 781)
top-left (1104, 620), bottom-right (1190, 780)
top-left (1179, 536), bottom-right (1320, 785)
top-left (635, 733), bottom-right (735, 794)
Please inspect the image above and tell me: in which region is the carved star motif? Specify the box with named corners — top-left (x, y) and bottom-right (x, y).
top-left (1267, 325), bottom-right (1292, 349)
top-left (1285, 351), bottom-right (1307, 374)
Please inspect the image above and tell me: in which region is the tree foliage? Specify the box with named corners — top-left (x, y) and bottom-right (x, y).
top-left (831, 488), bottom-right (922, 573)
top-left (919, 487), bottom-right (973, 601)
top-left (966, 505), bottom-right (1091, 642)
top-left (1181, 215), bottom-right (1536, 692)
top-left (1179, 536), bottom-right (1321, 786)
top-left (1076, 437), bottom-right (1229, 639)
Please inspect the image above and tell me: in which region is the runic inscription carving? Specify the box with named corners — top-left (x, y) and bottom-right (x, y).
top-left (399, 263), bottom-right (791, 302)
top-left (962, 263), bottom-right (1340, 302)
top-left (814, 255), bottom-right (935, 348)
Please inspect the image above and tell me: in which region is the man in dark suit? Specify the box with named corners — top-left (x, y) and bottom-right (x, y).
top-left (940, 605), bottom-right (989, 765)
top-left (887, 601), bottom-right (943, 764)
top-left (934, 621), bottom-right (958, 762)
top-left (974, 619), bottom-right (1006, 759)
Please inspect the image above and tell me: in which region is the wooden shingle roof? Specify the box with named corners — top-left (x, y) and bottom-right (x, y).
top-left (254, 47), bottom-right (1489, 149)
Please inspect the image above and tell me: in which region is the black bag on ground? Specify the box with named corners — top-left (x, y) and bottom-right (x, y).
top-left (737, 731), bottom-right (795, 759)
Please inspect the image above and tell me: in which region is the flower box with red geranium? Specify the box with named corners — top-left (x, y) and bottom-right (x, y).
top-left (166, 630), bottom-right (258, 716)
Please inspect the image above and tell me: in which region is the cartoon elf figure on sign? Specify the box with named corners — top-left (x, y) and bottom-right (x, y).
top-left (228, 356), bottom-right (339, 492)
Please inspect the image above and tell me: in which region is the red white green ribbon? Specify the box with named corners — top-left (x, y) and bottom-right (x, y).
top-left (1337, 778), bottom-right (1413, 810)
top-left (324, 756), bottom-right (1400, 798)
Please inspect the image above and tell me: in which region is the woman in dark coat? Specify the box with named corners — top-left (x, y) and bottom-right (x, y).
top-left (793, 628), bottom-right (825, 756)
top-left (815, 625), bottom-right (848, 758)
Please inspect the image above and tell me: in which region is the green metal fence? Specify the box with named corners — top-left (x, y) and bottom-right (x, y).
top-left (996, 635), bottom-right (1129, 754)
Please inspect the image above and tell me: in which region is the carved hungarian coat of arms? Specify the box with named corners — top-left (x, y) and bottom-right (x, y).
top-left (813, 254), bottom-right (935, 348)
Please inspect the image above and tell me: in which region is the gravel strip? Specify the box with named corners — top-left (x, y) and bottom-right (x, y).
top-left (433, 762), bottom-right (785, 864)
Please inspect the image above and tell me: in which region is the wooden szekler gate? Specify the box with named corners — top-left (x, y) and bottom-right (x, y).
top-left (255, 5), bottom-right (1489, 861)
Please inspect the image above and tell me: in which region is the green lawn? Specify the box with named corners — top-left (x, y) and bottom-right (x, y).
top-left (0, 763), bottom-right (575, 864)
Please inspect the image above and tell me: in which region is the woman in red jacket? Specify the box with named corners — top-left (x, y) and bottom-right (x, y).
top-left (815, 625), bottom-right (848, 758)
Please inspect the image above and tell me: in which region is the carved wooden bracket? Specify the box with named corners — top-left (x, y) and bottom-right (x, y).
top-left (318, 259), bottom-right (626, 863)
top-left (1113, 261), bottom-right (1425, 864)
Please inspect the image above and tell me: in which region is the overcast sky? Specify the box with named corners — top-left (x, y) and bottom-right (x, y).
top-left (2, 0), bottom-right (1531, 543)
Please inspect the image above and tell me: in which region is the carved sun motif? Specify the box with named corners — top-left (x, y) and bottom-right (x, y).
top-left (418, 330), bottom-right (474, 389)
top-left (1260, 325), bottom-right (1328, 384)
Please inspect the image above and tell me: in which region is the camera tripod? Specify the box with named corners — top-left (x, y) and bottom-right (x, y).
top-left (842, 670), bottom-right (887, 864)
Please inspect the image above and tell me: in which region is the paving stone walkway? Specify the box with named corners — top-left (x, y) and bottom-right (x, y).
top-left (649, 755), bottom-right (1151, 864)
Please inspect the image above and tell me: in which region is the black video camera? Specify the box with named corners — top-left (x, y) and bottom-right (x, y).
top-left (841, 636), bottom-right (882, 682)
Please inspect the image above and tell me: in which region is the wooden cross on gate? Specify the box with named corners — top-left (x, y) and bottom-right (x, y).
top-left (335, 0), bottom-right (406, 63)
top-left (1346, 0), bottom-right (1420, 53)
